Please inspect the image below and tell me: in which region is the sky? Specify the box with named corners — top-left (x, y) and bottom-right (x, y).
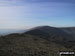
top-left (0, 0), bottom-right (75, 29)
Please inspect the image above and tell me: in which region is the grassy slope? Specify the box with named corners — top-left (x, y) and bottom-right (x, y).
top-left (0, 34), bottom-right (74, 56)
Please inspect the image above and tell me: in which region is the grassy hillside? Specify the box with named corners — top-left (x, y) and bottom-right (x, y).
top-left (0, 34), bottom-right (75, 56)
top-left (0, 26), bottom-right (75, 56)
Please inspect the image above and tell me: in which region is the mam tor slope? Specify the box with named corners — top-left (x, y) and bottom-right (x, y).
top-left (25, 26), bottom-right (74, 47)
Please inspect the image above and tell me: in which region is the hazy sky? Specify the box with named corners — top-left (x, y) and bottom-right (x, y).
top-left (0, 0), bottom-right (75, 29)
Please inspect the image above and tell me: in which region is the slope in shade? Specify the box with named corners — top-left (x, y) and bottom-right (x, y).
top-left (25, 26), bottom-right (74, 42)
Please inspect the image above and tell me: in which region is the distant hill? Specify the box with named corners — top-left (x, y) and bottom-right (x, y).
top-left (0, 26), bottom-right (75, 56)
top-left (60, 27), bottom-right (75, 39)
top-left (0, 29), bottom-right (27, 35)
top-left (25, 26), bottom-right (74, 42)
